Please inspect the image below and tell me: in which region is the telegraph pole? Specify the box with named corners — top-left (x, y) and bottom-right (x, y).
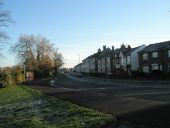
top-left (78, 54), bottom-right (80, 63)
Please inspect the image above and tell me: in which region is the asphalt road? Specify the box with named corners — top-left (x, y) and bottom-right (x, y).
top-left (56, 74), bottom-right (170, 104)
top-left (28, 74), bottom-right (170, 128)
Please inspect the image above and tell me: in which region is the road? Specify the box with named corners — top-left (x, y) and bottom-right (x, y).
top-left (28, 74), bottom-right (170, 128)
top-left (56, 74), bottom-right (170, 105)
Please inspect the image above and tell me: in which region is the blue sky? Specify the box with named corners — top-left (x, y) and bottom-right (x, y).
top-left (1, 0), bottom-right (170, 68)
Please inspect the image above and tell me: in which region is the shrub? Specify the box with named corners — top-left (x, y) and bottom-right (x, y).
top-left (1, 72), bottom-right (14, 87)
top-left (11, 69), bottom-right (24, 84)
top-left (0, 66), bottom-right (25, 87)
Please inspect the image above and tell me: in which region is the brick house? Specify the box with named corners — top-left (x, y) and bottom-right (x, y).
top-left (138, 41), bottom-right (170, 78)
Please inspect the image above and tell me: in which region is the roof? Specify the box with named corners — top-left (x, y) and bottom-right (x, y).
top-left (112, 47), bottom-right (130, 56)
top-left (97, 48), bottom-right (112, 58)
top-left (131, 46), bottom-right (141, 52)
top-left (89, 53), bottom-right (98, 58)
top-left (75, 63), bottom-right (82, 67)
top-left (131, 44), bottom-right (146, 52)
top-left (139, 41), bottom-right (170, 54)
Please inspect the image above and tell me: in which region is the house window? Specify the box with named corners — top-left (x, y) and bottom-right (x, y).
top-left (116, 58), bottom-right (120, 64)
top-left (151, 64), bottom-right (159, 70)
top-left (168, 50), bottom-right (170, 58)
top-left (143, 66), bottom-right (149, 73)
top-left (152, 52), bottom-right (158, 58)
top-left (168, 63), bottom-right (170, 72)
top-left (107, 57), bottom-right (110, 65)
top-left (143, 53), bottom-right (148, 60)
top-left (102, 58), bottom-right (105, 65)
top-left (160, 65), bottom-right (162, 71)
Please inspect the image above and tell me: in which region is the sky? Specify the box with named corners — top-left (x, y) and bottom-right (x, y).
top-left (1, 0), bottom-right (170, 68)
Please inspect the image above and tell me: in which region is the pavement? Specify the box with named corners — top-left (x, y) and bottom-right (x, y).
top-left (26, 74), bottom-right (170, 128)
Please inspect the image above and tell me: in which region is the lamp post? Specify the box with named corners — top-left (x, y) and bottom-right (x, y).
top-left (78, 54), bottom-right (80, 63)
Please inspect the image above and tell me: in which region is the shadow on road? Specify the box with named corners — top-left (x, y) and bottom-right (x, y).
top-left (24, 76), bottom-right (170, 128)
top-left (118, 103), bottom-right (170, 128)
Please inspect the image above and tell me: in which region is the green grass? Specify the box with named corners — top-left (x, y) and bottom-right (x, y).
top-left (0, 86), bottom-right (116, 128)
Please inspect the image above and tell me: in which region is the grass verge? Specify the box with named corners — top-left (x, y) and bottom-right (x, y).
top-left (0, 86), bottom-right (116, 128)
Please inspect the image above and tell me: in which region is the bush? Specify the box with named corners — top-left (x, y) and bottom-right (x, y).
top-left (11, 70), bottom-right (24, 84)
top-left (0, 66), bottom-right (25, 87)
top-left (1, 72), bottom-right (14, 87)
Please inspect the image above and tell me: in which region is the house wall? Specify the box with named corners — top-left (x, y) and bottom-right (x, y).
top-left (119, 52), bottom-right (127, 68)
top-left (131, 45), bottom-right (146, 71)
top-left (97, 59), bottom-right (102, 73)
top-left (90, 58), bottom-right (96, 73)
top-left (139, 49), bottom-right (170, 75)
top-left (101, 58), bottom-right (106, 73)
top-left (85, 59), bottom-right (90, 73)
top-left (106, 57), bottom-right (111, 74)
top-left (81, 63), bottom-right (85, 72)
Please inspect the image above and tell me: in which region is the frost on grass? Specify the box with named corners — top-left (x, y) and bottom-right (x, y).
top-left (0, 86), bottom-right (116, 128)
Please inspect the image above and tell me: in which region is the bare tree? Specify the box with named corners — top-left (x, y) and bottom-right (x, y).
top-left (53, 49), bottom-right (64, 74)
top-left (11, 35), bottom-right (54, 71)
top-left (0, 1), bottom-right (13, 56)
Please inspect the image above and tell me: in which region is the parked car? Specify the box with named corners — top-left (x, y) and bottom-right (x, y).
top-left (71, 71), bottom-right (83, 77)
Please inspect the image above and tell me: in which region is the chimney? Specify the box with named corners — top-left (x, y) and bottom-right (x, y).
top-left (112, 46), bottom-right (114, 51)
top-left (103, 45), bottom-right (106, 51)
top-left (121, 43), bottom-right (126, 49)
top-left (98, 48), bottom-right (101, 53)
top-left (127, 45), bottom-right (131, 50)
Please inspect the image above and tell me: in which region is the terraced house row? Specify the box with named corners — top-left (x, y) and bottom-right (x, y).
top-left (74, 41), bottom-right (170, 78)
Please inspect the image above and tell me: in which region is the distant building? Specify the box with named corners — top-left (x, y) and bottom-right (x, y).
top-left (97, 46), bottom-right (107, 74)
top-left (74, 63), bottom-right (82, 72)
top-left (138, 41), bottom-right (170, 78)
top-left (128, 44), bottom-right (146, 76)
top-left (26, 70), bottom-right (34, 81)
top-left (97, 46), bottom-right (112, 75)
top-left (89, 53), bottom-right (98, 74)
top-left (112, 44), bottom-right (131, 76)
top-left (73, 40), bottom-right (170, 79)
top-left (82, 57), bottom-right (90, 73)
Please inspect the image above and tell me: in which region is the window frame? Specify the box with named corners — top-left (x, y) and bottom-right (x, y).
top-left (143, 53), bottom-right (148, 60)
top-left (143, 66), bottom-right (149, 73)
top-left (151, 64), bottom-right (159, 70)
top-left (168, 50), bottom-right (170, 58)
top-left (168, 63), bottom-right (170, 72)
top-left (152, 52), bottom-right (158, 58)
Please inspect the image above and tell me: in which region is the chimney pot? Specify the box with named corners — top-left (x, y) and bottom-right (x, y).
top-left (112, 46), bottom-right (114, 51)
top-left (103, 45), bottom-right (106, 51)
top-left (127, 45), bottom-right (131, 50)
top-left (98, 48), bottom-right (101, 53)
